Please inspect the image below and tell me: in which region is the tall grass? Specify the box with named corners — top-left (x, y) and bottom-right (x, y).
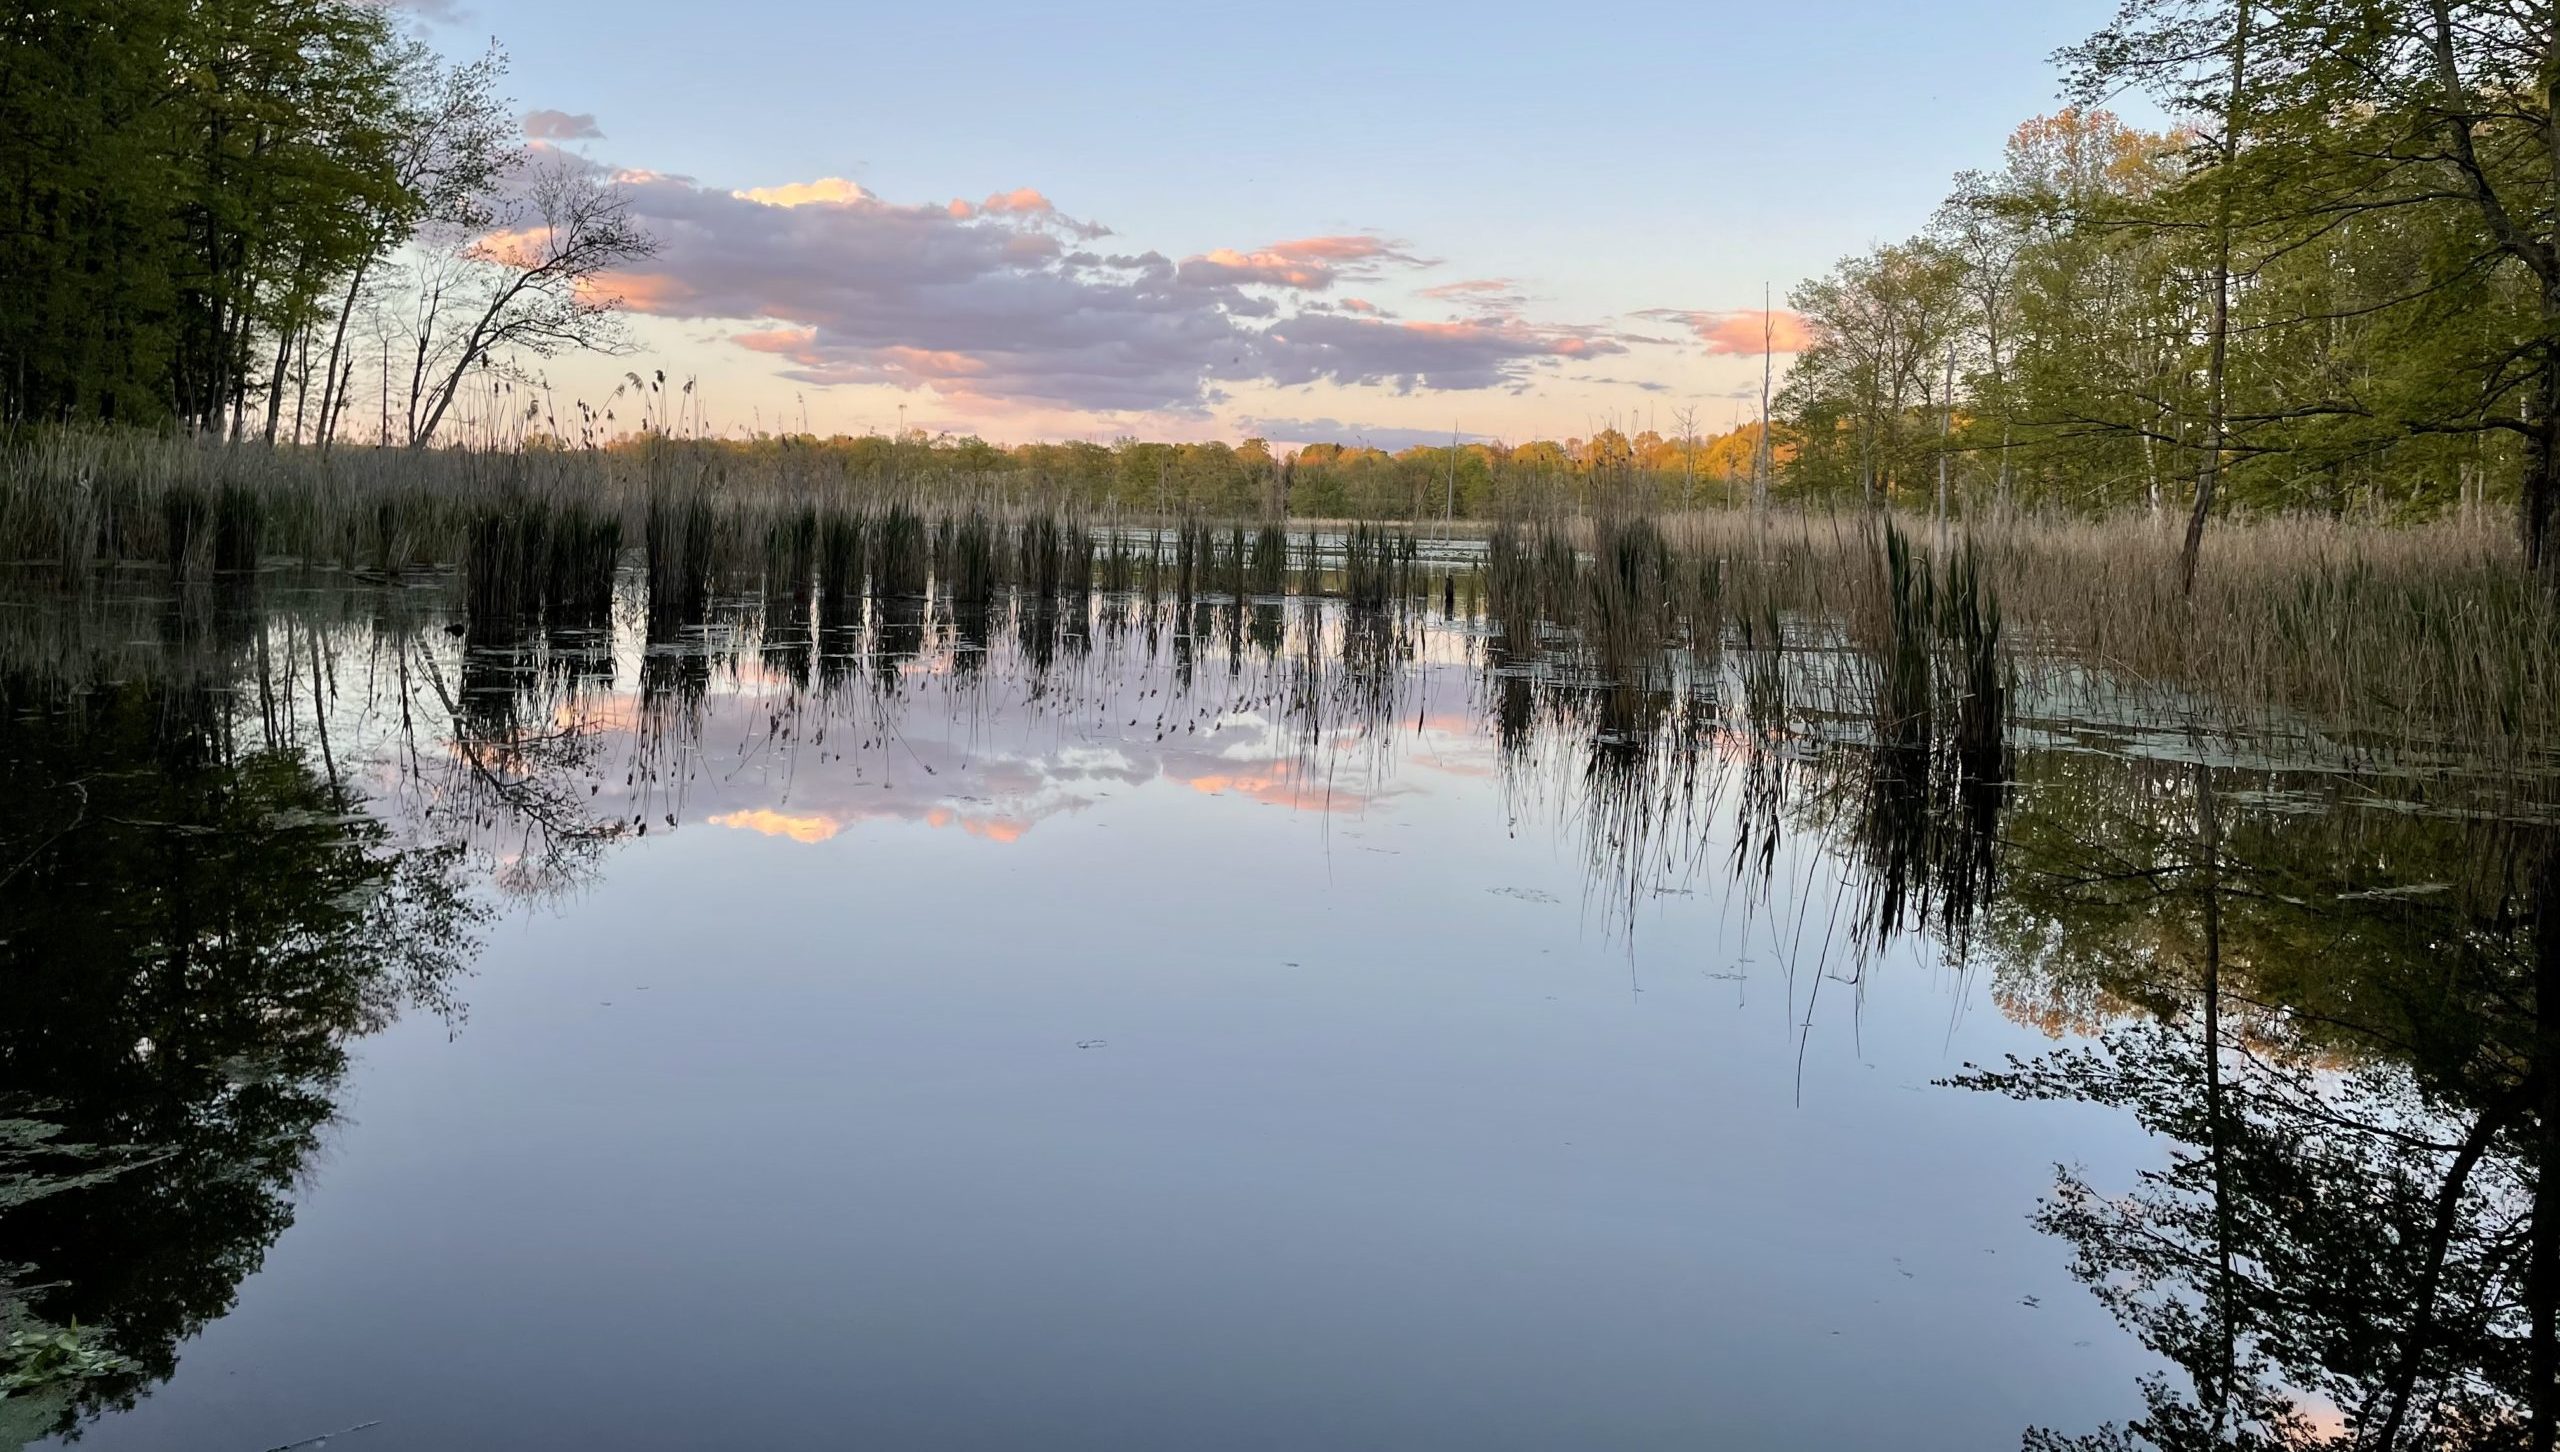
top-left (3, 429), bottom-right (2548, 760)
top-left (1496, 507), bottom-right (2553, 765)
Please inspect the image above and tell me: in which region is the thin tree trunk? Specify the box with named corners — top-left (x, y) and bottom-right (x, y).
top-left (315, 257), bottom-right (372, 452)
top-left (1936, 342), bottom-right (1954, 539)
top-left (261, 318), bottom-right (295, 446)
top-left (2197, 762), bottom-right (2237, 1441)
top-left (2532, 841), bottom-right (2560, 1452)
top-left (291, 325), bottom-right (313, 444)
top-left (2526, 311), bottom-right (2560, 584)
top-left (2368, 1083), bottom-right (2527, 1450)
top-left (1755, 287), bottom-right (1774, 510)
top-left (2184, 0), bottom-right (2254, 597)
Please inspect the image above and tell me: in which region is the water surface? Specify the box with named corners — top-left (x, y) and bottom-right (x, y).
top-left (1, 565), bottom-right (2541, 1450)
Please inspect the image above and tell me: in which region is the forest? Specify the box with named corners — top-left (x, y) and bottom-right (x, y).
top-left (0, 0), bottom-right (645, 445)
top-left (1779, 1), bottom-right (2560, 585)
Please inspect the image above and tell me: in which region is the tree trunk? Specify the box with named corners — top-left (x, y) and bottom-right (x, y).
top-left (1755, 290), bottom-right (1774, 511)
top-left (313, 255), bottom-right (373, 453)
top-left (2184, 0), bottom-right (2254, 597)
top-left (2197, 762), bottom-right (2238, 1441)
top-left (2533, 831), bottom-right (2560, 1452)
top-left (2525, 337), bottom-right (2560, 586)
top-left (1936, 343), bottom-right (1954, 538)
top-left (261, 319), bottom-right (295, 446)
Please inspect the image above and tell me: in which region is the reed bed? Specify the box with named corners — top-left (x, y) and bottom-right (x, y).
top-left (4, 429), bottom-right (2549, 761)
top-left (1493, 506), bottom-right (2554, 764)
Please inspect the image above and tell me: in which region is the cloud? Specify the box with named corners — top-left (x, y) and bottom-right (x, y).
top-left (357, 0), bottom-right (464, 20)
top-left (523, 109), bottom-right (603, 141)
top-left (1174, 235), bottom-right (1428, 292)
top-left (707, 808), bottom-right (840, 843)
top-left (1236, 416), bottom-right (1490, 451)
top-left (1418, 277), bottom-right (1532, 315)
top-left (593, 172), bottom-right (1621, 414)
top-left (734, 176), bottom-right (868, 208)
top-left (1634, 308), bottom-right (1814, 355)
top-left (1259, 314), bottom-right (1623, 393)
top-left (946, 187), bottom-right (1111, 240)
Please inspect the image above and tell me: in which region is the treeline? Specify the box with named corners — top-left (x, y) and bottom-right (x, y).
top-left (1777, 2), bottom-right (2560, 582)
top-left (0, 0), bottom-right (647, 442)
top-left (544, 421), bottom-right (1778, 520)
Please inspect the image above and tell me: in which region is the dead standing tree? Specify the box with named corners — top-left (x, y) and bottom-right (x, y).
top-left (403, 154), bottom-right (654, 447)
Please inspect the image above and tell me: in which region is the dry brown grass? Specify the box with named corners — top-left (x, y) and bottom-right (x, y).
top-left (1635, 508), bottom-right (2554, 761)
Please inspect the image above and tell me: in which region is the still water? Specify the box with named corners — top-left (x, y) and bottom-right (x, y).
top-left (1, 566), bottom-right (2543, 1450)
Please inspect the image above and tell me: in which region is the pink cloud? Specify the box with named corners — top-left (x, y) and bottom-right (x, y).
top-left (589, 171), bottom-right (1622, 411)
top-left (1418, 277), bottom-right (1529, 314)
top-left (523, 109), bottom-right (603, 141)
top-left (981, 187), bottom-right (1053, 215)
top-left (1636, 308), bottom-right (1813, 355)
top-left (1174, 234), bottom-right (1429, 292)
top-left (1180, 247), bottom-right (1336, 290)
top-left (1262, 314), bottom-right (1624, 391)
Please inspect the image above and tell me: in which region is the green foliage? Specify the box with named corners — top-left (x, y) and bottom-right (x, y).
top-left (0, 2), bottom-right (528, 437)
top-left (0, 1), bottom-right (422, 429)
top-left (1776, 55), bottom-right (2546, 537)
top-left (1, 1323), bottom-right (134, 1397)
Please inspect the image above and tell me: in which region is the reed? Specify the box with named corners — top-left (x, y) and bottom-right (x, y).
top-left (1249, 522), bottom-right (1287, 595)
top-left (872, 504), bottom-right (927, 598)
top-left (3, 429), bottom-right (2546, 758)
top-left (941, 509), bottom-right (999, 611)
top-left (817, 509), bottom-right (867, 632)
top-left (1491, 507), bottom-right (2552, 764)
top-left (642, 491), bottom-right (711, 627)
top-left (1340, 523), bottom-right (1417, 611)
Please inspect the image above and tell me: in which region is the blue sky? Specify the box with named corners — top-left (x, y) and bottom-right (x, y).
top-left (402, 0), bottom-right (2123, 445)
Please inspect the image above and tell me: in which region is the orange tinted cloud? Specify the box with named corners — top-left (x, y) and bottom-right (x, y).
top-left (1267, 235), bottom-right (1420, 264)
top-left (471, 226), bottom-right (554, 269)
top-left (980, 187), bottom-right (1055, 215)
top-left (708, 808), bottom-right (843, 843)
top-left (876, 346), bottom-right (989, 379)
top-left (1176, 234), bottom-right (1429, 292)
top-left (1638, 308), bottom-right (1813, 355)
top-left (735, 326), bottom-right (819, 358)
top-left (584, 270), bottom-right (699, 311)
top-left (1188, 247), bottom-right (1335, 290)
top-left (921, 807), bottom-right (1031, 842)
top-left (1419, 277), bottom-right (1526, 306)
top-left (735, 177), bottom-right (869, 208)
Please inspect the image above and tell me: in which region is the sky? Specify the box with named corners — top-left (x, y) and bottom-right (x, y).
top-left (393, 0), bottom-right (2120, 448)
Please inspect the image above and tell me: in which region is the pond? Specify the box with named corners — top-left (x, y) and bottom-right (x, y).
top-left (0, 555), bottom-right (2547, 1451)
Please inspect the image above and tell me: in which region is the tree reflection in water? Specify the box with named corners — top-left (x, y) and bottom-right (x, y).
top-left (0, 588), bottom-right (482, 1440)
top-left (0, 554), bottom-right (2553, 1449)
top-left (1481, 529), bottom-right (2560, 1447)
top-left (1952, 754), bottom-right (2560, 1451)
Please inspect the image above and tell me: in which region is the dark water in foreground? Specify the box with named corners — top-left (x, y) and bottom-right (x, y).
top-left (2, 569), bottom-right (2550, 1450)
